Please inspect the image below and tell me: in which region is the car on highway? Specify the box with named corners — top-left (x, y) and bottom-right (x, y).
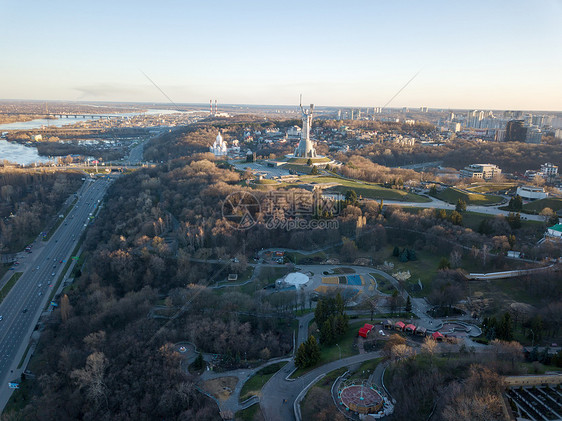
top-left (51, 272), bottom-right (55, 276)
top-left (36, 266), bottom-right (39, 270)
top-left (0, 315), bottom-right (3, 321)
top-left (22, 309), bottom-right (27, 313)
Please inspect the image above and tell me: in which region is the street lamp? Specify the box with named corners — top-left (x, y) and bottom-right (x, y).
top-left (336, 343), bottom-right (341, 360)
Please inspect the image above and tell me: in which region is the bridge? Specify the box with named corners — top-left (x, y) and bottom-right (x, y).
top-left (0, 112), bottom-right (121, 119)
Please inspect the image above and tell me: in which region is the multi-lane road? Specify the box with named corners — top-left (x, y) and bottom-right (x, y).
top-left (0, 176), bottom-right (112, 410)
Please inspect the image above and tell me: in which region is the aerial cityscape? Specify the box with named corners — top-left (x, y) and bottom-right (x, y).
top-left (0, 1), bottom-right (561, 421)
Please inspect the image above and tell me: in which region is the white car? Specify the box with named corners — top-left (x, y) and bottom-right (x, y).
top-left (0, 315), bottom-right (3, 321)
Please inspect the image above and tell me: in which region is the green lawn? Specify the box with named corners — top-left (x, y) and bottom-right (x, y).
top-left (292, 176), bottom-right (430, 203)
top-left (522, 197), bottom-right (562, 214)
top-left (370, 273), bottom-right (397, 295)
top-left (239, 362), bottom-right (288, 402)
top-left (376, 245), bottom-right (442, 297)
top-left (292, 320), bottom-right (363, 377)
top-left (348, 357), bottom-right (383, 381)
top-left (435, 187), bottom-right (503, 206)
top-left (235, 403), bottom-right (264, 421)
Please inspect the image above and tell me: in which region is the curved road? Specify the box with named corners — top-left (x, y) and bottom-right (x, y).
top-left (260, 351), bottom-right (382, 421)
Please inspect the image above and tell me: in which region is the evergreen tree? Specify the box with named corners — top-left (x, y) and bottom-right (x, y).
top-left (345, 190), bottom-right (358, 205)
top-left (449, 210), bottom-right (463, 225)
top-left (193, 353), bottom-right (204, 370)
top-left (335, 292), bottom-right (345, 314)
top-left (314, 299), bottom-right (326, 326)
top-left (406, 248), bottom-right (417, 261)
top-left (295, 342), bottom-right (308, 368)
top-left (392, 246), bottom-right (400, 257)
top-left (399, 250), bottom-right (408, 262)
top-left (438, 257), bottom-right (450, 270)
top-left (405, 296), bottom-right (412, 313)
top-left (320, 319), bottom-right (334, 345)
top-left (455, 199), bottom-right (467, 212)
top-left (334, 314), bottom-right (348, 336)
top-left (307, 335), bottom-right (320, 365)
top-left (310, 165), bottom-right (319, 175)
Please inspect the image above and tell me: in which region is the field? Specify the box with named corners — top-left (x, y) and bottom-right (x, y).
top-left (522, 197), bottom-right (562, 214)
top-left (435, 187), bottom-right (504, 206)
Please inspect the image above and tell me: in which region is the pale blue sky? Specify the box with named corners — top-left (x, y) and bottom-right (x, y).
top-left (1, 0), bottom-right (561, 110)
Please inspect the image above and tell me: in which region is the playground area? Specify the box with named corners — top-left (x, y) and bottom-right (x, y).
top-left (322, 274), bottom-right (368, 286)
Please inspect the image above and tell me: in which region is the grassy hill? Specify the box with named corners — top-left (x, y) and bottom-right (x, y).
top-left (522, 197), bottom-right (562, 213)
top-left (298, 176), bottom-right (431, 203)
top-left (435, 187), bottom-right (504, 206)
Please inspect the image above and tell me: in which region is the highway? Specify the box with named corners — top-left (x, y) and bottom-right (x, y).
top-left (0, 176), bottom-right (113, 410)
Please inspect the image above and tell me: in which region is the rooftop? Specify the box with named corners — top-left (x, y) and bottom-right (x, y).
top-left (548, 224), bottom-right (562, 232)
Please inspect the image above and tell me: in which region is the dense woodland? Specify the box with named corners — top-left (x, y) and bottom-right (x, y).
top-left (0, 169), bottom-right (83, 253)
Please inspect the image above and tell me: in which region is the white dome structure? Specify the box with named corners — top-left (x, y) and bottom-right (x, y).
top-left (284, 272), bottom-right (309, 286)
top-left (210, 132), bottom-right (228, 156)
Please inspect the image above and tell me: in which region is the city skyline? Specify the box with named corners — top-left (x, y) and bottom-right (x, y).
top-left (2, 0), bottom-right (562, 111)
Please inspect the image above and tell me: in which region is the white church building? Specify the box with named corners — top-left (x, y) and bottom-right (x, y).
top-left (210, 132), bottom-right (228, 156)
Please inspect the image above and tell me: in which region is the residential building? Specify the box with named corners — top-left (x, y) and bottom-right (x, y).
top-left (541, 163), bottom-right (558, 178)
top-left (460, 163), bottom-right (502, 180)
top-left (505, 120), bottom-right (527, 142)
top-left (526, 127), bottom-right (543, 144)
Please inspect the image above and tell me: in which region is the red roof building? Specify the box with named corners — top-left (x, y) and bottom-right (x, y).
top-left (363, 323), bottom-right (374, 332)
top-left (358, 327), bottom-right (369, 338)
top-left (405, 324), bottom-right (416, 334)
top-left (432, 331), bottom-right (444, 341)
top-left (395, 321), bottom-right (405, 331)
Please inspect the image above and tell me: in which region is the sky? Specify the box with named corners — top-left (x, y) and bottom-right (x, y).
top-left (1, 0), bottom-right (562, 110)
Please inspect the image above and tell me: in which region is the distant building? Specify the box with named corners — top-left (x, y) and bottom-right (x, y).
top-left (541, 163), bottom-right (558, 178)
top-left (460, 163), bottom-right (502, 180)
top-left (287, 126), bottom-right (302, 138)
top-left (516, 186), bottom-right (548, 200)
top-left (505, 120), bottom-right (527, 142)
top-left (449, 122), bottom-right (461, 133)
top-left (526, 127), bottom-right (543, 144)
top-left (495, 129), bottom-right (506, 142)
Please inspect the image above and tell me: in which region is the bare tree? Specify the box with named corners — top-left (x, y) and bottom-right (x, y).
top-left (70, 352), bottom-right (108, 407)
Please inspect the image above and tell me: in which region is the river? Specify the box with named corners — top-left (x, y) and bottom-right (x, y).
top-left (0, 109), bottom-right (181, 165)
